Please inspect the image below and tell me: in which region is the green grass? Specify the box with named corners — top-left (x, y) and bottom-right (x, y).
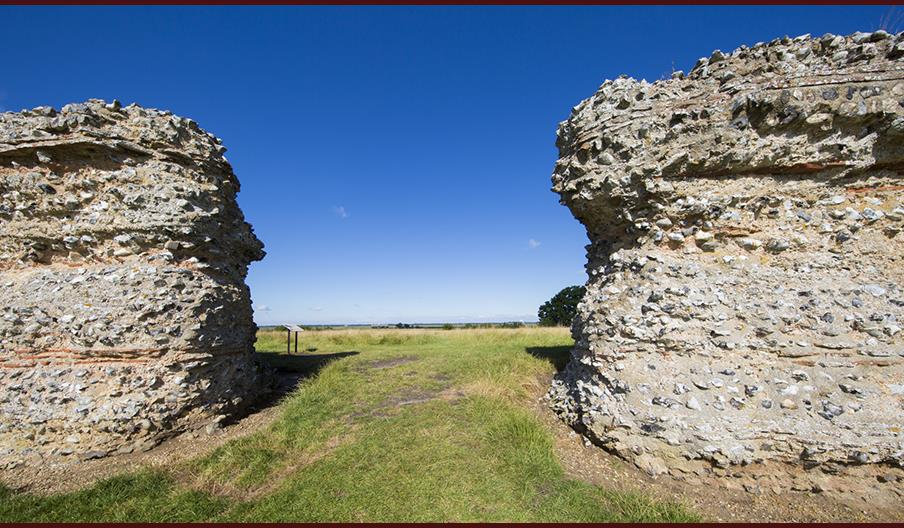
top-left (0, 470), bottom-right (229, 522)
top-left (0, 328), bottom-right (699, 522)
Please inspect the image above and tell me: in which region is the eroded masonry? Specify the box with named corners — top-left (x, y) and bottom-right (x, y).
top-left (0, 100), bottom-right (265, 465)
top-left (549, 32), bottom-right (904, 476)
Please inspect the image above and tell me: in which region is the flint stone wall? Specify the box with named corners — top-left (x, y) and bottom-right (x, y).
top-left (549, 31), bottom-right (904, 473)
top-left (0, 99), bottom-right (265, 464)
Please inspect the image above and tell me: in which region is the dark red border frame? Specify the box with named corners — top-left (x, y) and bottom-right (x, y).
top-left (2, 1), bottom-right (904, 5)
top-left (0, 6), bottom-right (899, 527)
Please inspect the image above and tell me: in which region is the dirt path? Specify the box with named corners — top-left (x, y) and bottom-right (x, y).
top-left (532, 391), bottom-right (904, 522)
top-left (4, 360), bottom-right (903, 523)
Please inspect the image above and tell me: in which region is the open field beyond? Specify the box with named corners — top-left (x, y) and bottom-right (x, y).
top-left (0, 328), bottom-right (697, 522)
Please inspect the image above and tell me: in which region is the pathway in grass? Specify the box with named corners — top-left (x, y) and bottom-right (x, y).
top-left (0, 328), bottom-right (698, 522)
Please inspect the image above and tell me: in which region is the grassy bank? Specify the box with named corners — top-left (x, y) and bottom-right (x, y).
top-left (0, 328), bottom-right (698, 522)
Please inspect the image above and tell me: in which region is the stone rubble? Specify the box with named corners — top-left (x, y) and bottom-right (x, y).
top-left (548, 31), bottom-right (904, 485)
top-left (0, 99), bottom-right (266, 467)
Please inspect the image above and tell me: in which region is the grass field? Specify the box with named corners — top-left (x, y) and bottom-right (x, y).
top-left (0, 328), bottom-right (698, 522)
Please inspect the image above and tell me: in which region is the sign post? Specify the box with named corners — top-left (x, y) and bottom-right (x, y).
top-left (284, 324), bottom-right (305, 355)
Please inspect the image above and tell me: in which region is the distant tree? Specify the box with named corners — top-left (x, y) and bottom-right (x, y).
top-left (499, 321), bottom-right (525, 329)
top-left (538, 285), bottom-right (586, 327)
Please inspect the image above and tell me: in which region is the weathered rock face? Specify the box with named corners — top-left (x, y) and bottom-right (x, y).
top-left (549, 32), bottom-right (904, 474)
top-left (0, 99), bottom-right (265, 464)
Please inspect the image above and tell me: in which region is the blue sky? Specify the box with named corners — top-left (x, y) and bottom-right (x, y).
top-left (1, 6), bottom-right (897, 324)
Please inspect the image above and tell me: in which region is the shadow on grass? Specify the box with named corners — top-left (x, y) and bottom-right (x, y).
top-left (525, 346), bottom-right (572, 372)
top-left (244, 351), bottom-right (361, 415)
top-left (255, 351), bottom-right (360, 376)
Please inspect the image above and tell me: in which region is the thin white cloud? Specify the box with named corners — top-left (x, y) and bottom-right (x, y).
top-left (256, 304), bottom-right (272, 312)
top-left (528, 238), bottom-right (541, 249)
top-left (310, 306), bottom-right (324, 312)
top-left (332, 206), bottom-right (349, 219)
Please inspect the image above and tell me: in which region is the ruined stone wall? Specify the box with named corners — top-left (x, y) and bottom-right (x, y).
top-left (549, 32), bottom-right (904, 476)
top-left (0, 100), bottom-right (265, 465)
